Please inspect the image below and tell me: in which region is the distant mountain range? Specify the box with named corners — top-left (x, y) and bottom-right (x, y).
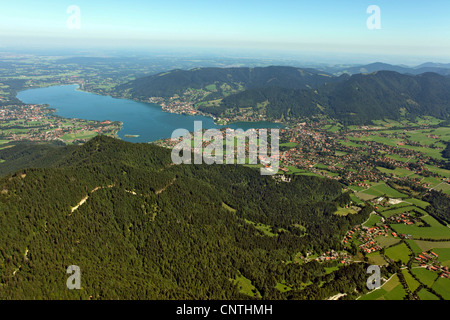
top-left (206, 71), bottom-right (450, 124)
top-left (117, 66), bottom-right (347, 98)
top-left (115, 65), bottom-right (450, 125)
top-left (335, 62), bottom-right (450, 76)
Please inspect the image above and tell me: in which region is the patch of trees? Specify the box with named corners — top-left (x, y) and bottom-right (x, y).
top-left (204, 71), bottom-right (450, 125)
top-left (0, 136), bottom-right (372, 299)
top-left (422, 190), bottom-right (450, 224)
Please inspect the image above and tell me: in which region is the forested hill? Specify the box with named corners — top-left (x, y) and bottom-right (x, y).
top-left (204, 71), bottom-right (450, 124)
top-left (338, 62), bottom-right (450, 76)
top-left (0, 136), bottom-right (371, 299)
top-left (116, 66), bottom-right (344, 98)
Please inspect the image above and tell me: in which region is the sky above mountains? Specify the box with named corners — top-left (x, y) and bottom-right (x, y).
top-left (1, 0), bottom-right (449, 63)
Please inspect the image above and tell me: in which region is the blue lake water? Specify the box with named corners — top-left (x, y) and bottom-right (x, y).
top-left (17, 84), bottom-right (284, 143)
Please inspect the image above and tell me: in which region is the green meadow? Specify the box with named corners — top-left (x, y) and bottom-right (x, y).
top-left (385, 243), bottom-right (411, 264)
top-left (411, 268), bottom-right (439, 287)
top-left (401, 269), bottom-right (421, 293)
top-left (418, 288), bottom-right (440, 300)
top-left (432, 277), bottom-right (450, 300)
top-left (391, 215), bottom-right (450, 240)
top-left (359, 274), bottom-right (406, 300)
top-left (360, 183), bottom-right (408, 199)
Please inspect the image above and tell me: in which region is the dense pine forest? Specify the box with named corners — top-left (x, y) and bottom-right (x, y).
top-left (204, 71), bottom-right (450, 124)
top-left (115, 66), bottom-right (450, 125)
top-left (0, 136), bottom-right (372, 299)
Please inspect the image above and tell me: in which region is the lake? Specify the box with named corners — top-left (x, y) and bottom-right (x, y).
top-left (17, 84), bottom-right (284, 143)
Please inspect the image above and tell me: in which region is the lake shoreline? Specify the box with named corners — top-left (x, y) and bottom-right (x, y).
top-left (17, 84), bottom-right (285, 144)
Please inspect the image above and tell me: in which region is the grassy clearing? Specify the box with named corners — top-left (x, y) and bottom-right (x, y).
top-left (375, 235), bottom-right (401, 248)
top-left (338, 139), bottom-right (367, 148)
top-left (350, 194), bottom-right (364, 205)
top-left (275, 282), bottom-right (292, 293)
top-left (376, 167), bottom-right (415, 178)
top-left (363, 214), bottom-right (382, 228)
top-left (356, 192), bottom-right (377, 201)
top-left (405, 239), bottom-right (423, 255)
top-left (205, 84), bottom-right (217, 91)
top-left (61, 131), bottom-right (97, 141)
top-left (417, 288), bottom-right (440, 300)
top-left (359, 274), bottom-right (406, 300)
top-left (433, 248), bottom-right (450, 267)
top-left (385, 243), bottom-right (411, 264)
top-left (280, 142), bottom-right (298, 148)
top-left (230, 274), bottom-right (262, 298)
top-left (361, 183), bottom-right (408, 199)
top-left (403, 198), bottom-right (430, 209)
top-left (426, 165), bottom-right (450, 178)
top-left (411, 268), bottom-right (438, 287)
top-left (391, 215), bottom-right (450, 240)
top-left (432, 277), bottom-right (450, 299)
top-left (222, 202), bottom-right (236, 213)
top-left (324, 266), bottom-right (340, 274)
top-left (366, 251), bottom-right (388, 265)
top-left (413, 240), bottom-right (450, 252)
top-left (385, 153), bottom-right (414, 163)
top-left (379, 205), bottom-right (419, 218)
top-left (401, 269), bottom-right (421, 293)
top-left (334, 206), bottom-right (358, 216)
top-left (434, 183), bottom-right (450, 195)
top-left (244, 219), bottom-right (277, 237)
top-left (349, 185), bottom-right (365, 192)
top-left (285, 166), bottom-right (307, 174)
top-left (422, 176), bottom-right (444, 188)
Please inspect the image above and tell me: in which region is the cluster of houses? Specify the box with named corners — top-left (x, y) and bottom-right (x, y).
top-left (357, 225), bottom-right (388, 253)
top-left (341, 214), bottom-right (415, 254)
top-left (276, 123), bottom-right (427, 184)
top-left (415, 251), bottom-right (450, 278)
top-left (1, 104), bottom-right (120, 143)
top-left (161, 100), bottom-right (198, 115)
top-left (389, 212), bottom-right (416, 225)
top-left (299, 250), bottom-right (350, 265)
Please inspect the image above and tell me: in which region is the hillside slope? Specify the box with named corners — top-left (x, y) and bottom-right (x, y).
top-left (204, 71), bottom-right (450, 124)
top-left (0, 136), bottom-right (370, 299)
top-left (116, 66), bottom-right (343, 99)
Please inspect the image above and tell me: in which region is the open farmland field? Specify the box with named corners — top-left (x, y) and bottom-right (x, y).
top-left (405, 239), bottom-right (423, 255)
top-left (391, 215), bottom-right (450, 240)
top-left (418, 288), bottom-right (440, 300)
top-left (385, 242), bottom-right (411, 264)
top-left (375, 235), bottom-right (401, 248)
top-left (360, 183), bottom-right (408, 199)
top-left (376, 166), bottom-right (415, 178)
top-left (359, 274), bottom-right (406, 300)
top-left (432, 277), bottom-right (450, 300)
top-left (411, 268), bottom-right (439, 287)
top-left (230, 274), bottom-right (261, 298)
top-left (403, 198), bottom-right (430, 209)
top-left (363, 213), bottom-right (382, 228)
top-left (433, 248), bottom-right (450, 267)
top-left (401, 269), bottom-right (421, 293)
top-left (379, 205), bottom-right (421, 218)
top-left (413, 240), bottom-right (450, 252)
top-left (366, 251), bottom-right (387, 266)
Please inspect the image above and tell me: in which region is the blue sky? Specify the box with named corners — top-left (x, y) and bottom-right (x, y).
top-left (1, 0), bottom-right (449, 62)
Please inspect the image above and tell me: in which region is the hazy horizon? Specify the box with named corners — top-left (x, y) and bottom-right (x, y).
top-left (1, 1), bottom-right (450, 66)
